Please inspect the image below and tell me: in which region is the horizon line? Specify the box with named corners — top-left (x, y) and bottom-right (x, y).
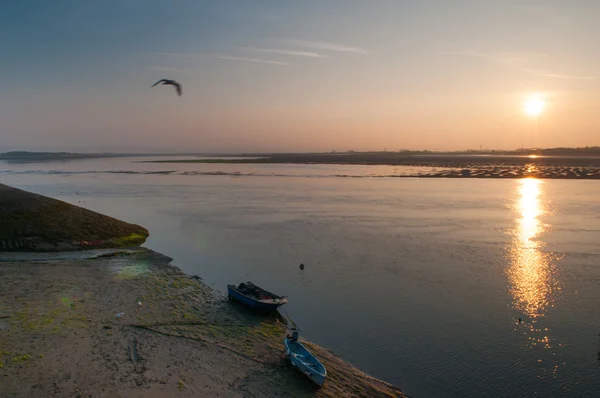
top-left (4, 146), bottom-right (600, 156)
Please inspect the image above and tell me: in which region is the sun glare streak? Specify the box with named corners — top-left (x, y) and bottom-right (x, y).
top-left (507, 179), bottom-right (559, 319)
top-left (506, 178), bottom-right (562, 349)
top-left (519, 179), bottom-right (541, 244)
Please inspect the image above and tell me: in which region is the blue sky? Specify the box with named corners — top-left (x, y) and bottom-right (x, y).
top-left (2, 0), bottom-right (600, 152)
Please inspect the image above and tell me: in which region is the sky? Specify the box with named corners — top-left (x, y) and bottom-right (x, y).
top-left (1, 0), bottom-right (600, 153)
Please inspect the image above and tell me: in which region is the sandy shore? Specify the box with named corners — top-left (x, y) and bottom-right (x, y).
top-left (143, 153), bottom-right (600, 180)
top-left (0, 249), bottom-right (406, 397)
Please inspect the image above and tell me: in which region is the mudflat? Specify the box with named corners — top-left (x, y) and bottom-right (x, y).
top-left (142, 152), bottom-right (600, 179)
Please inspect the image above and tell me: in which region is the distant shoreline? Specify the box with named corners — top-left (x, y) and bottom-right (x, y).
top-left (4, 147), bottom-right (600, 161)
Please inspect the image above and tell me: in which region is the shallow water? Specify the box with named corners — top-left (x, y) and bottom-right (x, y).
top-left (2, 157), bottom-right (600, 397)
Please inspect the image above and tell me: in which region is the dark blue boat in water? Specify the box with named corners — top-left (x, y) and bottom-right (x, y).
top-left (227, 281), bottom-right (288, 311)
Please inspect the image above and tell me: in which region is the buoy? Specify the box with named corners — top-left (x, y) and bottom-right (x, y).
top-left (299, 263), bottom-right (305, 270)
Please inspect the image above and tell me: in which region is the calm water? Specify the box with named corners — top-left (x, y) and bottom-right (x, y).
top-left (2, 157), bottom-right (600, 397)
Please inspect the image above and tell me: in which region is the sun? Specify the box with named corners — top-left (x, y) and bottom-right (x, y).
top-left (524, 97), bottom-right (545, 117)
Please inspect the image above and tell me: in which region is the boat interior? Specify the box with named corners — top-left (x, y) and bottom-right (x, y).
top-left (236, 282), bottom-right (276, 300)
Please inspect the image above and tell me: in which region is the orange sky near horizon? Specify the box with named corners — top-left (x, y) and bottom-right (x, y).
top-left (1, 1), bottom-right (599, 153)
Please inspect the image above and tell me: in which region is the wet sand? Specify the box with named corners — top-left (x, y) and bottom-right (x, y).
top-left (0, 249), bottom-right (405, 397)
top-left (401, 164), bottom-right (600, 179)
top-left (144, 153), bottom-right (600, 180)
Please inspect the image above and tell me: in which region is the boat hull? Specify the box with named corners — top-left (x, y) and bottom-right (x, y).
top-left (227, 285), bottom-right (287, 311)
top-left (284, 338), bottom-right (327, 386)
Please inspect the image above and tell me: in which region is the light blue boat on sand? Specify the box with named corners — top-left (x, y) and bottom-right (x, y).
top-left (284, 330), bottom-right (327, 387)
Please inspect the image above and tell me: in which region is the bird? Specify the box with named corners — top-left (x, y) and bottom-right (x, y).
top-left (299, 263), bottom-right (305, 270)
top-left (151, 79), bottom-right (182, 96)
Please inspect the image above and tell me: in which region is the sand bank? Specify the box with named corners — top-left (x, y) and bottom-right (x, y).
top-left (143, 153), bottom-right (600, 180)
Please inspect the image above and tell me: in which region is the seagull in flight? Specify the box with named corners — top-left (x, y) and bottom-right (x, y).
top-left (151, 79), bottom-right (182, 96)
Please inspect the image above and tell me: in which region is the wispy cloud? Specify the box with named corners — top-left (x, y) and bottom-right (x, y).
top-left (147, 66), bottom-right (189, 73)
top-left (156, 52), bottom-right (290, 66)
top-left (525, 69), bottom-right (596, 80)
top-left (155, 52), bottom-right (198, 58)
top-left (276, 39), bottom-right (366, 54)
top-left (438, 50), bottom-right (546, 69)
top-left (438, 50), bottom-right (546, 60)
top-left (440, 51), bottom-right (597, 80)
top-left (236, 46), bottom-right (323, 58)
top-left (212, 56), bottom-right (291, 66)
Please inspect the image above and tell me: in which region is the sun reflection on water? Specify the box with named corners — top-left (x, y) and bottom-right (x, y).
top-left (507, 178), bottom-right (561, 349)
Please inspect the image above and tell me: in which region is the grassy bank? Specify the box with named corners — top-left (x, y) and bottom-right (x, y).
top-left (0, 184), bottom-right (148, 251)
